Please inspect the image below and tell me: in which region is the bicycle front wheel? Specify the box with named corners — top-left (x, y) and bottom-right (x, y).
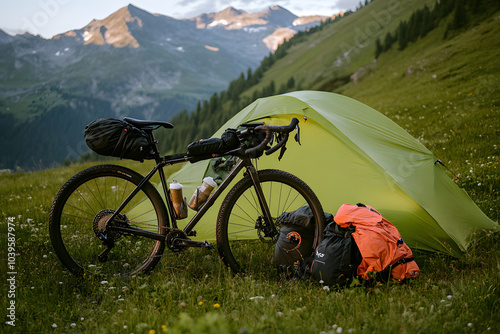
top-left (216, 169), bottom-right (324, 277)
top-left (49, 164), bottom-right (169, 277)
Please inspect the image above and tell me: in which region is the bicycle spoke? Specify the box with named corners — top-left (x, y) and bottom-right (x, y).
top-left (50, 164), bottom-right (168, 278)
top-left (217, 169), bottom-right (324, 278)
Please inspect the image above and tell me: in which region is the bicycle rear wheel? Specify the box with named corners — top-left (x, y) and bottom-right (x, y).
top-left (49, 164), bottom-right (168, 277)
top-left (216, 169), bottom-right (324, 277)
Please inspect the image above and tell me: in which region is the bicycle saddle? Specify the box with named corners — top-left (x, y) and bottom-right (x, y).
top-left (124, 117), bottom-right (174, 129)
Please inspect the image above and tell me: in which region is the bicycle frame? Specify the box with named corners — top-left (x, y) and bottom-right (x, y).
top-left (107, 155), bottom-right (275, 244)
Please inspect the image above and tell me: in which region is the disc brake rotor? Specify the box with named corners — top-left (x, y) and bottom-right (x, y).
top-left (255, 216), bottom-right (279, 243)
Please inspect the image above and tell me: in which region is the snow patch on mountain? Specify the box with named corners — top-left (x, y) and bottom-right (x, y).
top-left (208, 19), bottom-right (229, 27)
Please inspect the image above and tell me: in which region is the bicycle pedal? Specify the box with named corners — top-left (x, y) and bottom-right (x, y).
top-left (203, 241), bottom-right (214, 250)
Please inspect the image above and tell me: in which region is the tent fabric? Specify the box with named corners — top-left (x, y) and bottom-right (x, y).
top-left (335, 203), bottom-right (420, 280)
top-left (157, 91), bottom-right (497, 257)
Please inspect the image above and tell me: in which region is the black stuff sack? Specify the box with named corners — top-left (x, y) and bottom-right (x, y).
top-left (274, 206), bottom-right (332, 277)
top-left (274, 225), bottom-right (315, 277)
top-left (84, 118), bottom-right (154, 161)
top-left (275, 206), bottom-right (319, 229)
top-left (309, 221), bottom-right (362, 287)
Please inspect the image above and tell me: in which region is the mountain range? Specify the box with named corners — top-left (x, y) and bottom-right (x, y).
top-left (0, 4), bottom-right (329, 170)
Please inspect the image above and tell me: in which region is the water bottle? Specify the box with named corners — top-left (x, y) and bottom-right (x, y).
top-left (188, 177), bottom-right (217, 210)
top-left (170, 180), bottom-right (188, 219)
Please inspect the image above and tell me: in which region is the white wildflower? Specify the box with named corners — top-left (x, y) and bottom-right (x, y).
top-left (249, 296), bottom-right (264, 300)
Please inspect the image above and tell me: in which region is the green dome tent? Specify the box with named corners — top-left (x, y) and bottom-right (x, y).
top-left (158, 91), bottom-right (497, 257)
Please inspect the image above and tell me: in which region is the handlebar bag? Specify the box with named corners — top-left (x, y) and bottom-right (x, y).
top-left (242, 130), bottom-right (268, 159)
top-left (84, 118), bottom-right (154, 161)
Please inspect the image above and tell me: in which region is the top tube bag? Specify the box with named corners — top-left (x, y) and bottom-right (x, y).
top-left (84, 118), bottom-right (154, 161)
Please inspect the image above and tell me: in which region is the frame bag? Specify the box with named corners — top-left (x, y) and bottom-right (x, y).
top-left (186, 128), bottom-right (240, 157)
top-left (84, 118), bottom-right (154, 161)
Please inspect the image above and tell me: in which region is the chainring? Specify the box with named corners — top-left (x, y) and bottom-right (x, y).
top-left (166, 229), bottom-right (188, 252)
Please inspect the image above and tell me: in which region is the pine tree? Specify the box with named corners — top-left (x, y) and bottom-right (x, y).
top-left (384, 31), bottom-right (394, 51)
top-left (398, 21), bottom-right (409, 50)
top-left (375, 38), bottom-right (383, 58)
top-left (452, 0), bottom-right (467, 30)
top-left (420, 5), bottom-right (432, 38)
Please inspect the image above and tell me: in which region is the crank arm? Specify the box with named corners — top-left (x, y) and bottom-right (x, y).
top-left (98, 245), bottom-right (112, 263)
top-left (172, 238), bottom-right (214, 250)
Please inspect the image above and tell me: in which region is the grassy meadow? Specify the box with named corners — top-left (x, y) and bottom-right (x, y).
top-left (0, 156), bottom-right (499, 334)
top-left (1, 109), bottom-right (499, 334)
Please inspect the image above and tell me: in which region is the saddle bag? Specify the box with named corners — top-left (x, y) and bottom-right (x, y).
top-left (84, 118), bottom-right (154, 161)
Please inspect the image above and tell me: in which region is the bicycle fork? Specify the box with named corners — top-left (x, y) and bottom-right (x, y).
top-left (245, 165), bottom-right (278, 238)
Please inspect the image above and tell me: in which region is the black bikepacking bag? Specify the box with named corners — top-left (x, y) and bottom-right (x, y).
top-left (310, 221), bottom-right (362, 287)
top-left (274, 206), bottom-right (318, 229)
top-left (187, 128), bottom-right (239, 157)
top-left (84, 118), bottom-right (154, 161)
top-left (274, 225), bottom-right (316, 277)
top-left (274, 206), bottom-right (333, 277)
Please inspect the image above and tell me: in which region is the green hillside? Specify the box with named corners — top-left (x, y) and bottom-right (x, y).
top-left (159, 0), bottom-right (500, 222)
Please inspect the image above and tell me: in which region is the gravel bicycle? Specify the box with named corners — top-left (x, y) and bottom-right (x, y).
top-left (49, 117), bottom-right (324, 277)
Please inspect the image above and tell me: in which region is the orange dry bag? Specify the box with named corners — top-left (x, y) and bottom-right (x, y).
top-left (334, 203), bottom-right (420, 281)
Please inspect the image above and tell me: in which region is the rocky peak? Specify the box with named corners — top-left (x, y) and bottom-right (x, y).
top-left (192, 6), bottom-right (245, 29)
top-left (191, 5), bottom-right (298, 30)
top-left (53, 4), bottom-right (144, 47)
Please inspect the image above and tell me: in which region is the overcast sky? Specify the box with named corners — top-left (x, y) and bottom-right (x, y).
top-left (0, 0), bottom-right (361, 39)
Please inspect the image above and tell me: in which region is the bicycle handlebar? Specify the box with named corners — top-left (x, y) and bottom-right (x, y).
top-left (244, 117), bottom-right (299, 157)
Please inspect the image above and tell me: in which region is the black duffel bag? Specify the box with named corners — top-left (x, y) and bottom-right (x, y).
top-left (84, 118), bottom-right (154, 161)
